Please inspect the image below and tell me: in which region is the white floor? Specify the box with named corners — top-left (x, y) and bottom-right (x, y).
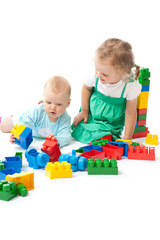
top-left (0, 131), bottom-right (160, 240)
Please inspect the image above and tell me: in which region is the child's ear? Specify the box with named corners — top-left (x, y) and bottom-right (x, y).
top-left (67, 98), bottom-right (71, 107)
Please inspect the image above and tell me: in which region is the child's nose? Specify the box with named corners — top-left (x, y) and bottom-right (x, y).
top-left (51, 104), bottom-right (56, 110)
top-left (97, 71), bottom-right (102, 79)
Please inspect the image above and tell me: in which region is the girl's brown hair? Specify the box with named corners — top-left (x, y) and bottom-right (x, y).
top-left (95, 38), bottom-right (140, 80)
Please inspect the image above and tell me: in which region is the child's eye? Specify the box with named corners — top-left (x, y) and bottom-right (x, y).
top-left (57, 103), bottom-right (62, 106)
top-left (46, 101), bottom-right (51, 104)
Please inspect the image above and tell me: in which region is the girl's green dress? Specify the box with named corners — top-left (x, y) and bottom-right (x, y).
top-left (72, 78), bottom-right (130, 144)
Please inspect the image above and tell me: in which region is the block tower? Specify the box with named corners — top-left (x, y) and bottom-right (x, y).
top-left (132, 68), bottom-right (150, 138)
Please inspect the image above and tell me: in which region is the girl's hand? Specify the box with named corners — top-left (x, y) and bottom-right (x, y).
top-left (9, 134), bottom-right (16, 144)
top-left (73, 110), bottom-right (89, 127)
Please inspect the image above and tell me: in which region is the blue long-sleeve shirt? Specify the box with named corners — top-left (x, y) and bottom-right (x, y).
top-left (18, 103), bottom-right (71, 148)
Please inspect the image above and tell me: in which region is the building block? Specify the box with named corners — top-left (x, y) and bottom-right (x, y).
top-left (135, 120), bottom-right (146, 127)
top-left (102, 144), bottom-right (124, 160)
top-left (0, 180), bottom-right (17, 201)
top-left (25, 148), bottom-right (49, 169)
top-left (6, 171), bottom-right (34, 191)
top-left (141, 85), bottom-right (150, 92)
top-left (100, 134), bottom-right (112, 141)
top-left (145, 134), bottom-right (158, 145)
top-left (11, 124), bottom-right (33, 149)
top-left (137, 92), bottom-right (149, 109)
top-left (134, 126), bottom-right (146, 133)
top-left (131, 142), bottom-right (140, 147)
top-left (137, 109), bottom-right (147, 115)
top-left (81, 150), bottom-right (105, 160)
top-left (138, 68), bottom-right (150, 82)
top-left (59, 150), bottom-right (87, 172)
top-left (0, 162), bottom-right (5, 170)
top-left (87, 158), bottom-right (118, 175)
top-left (91, 139), bottom-right (109, 146)
top-left (108, 141), bottom-right (128, 157)
top-left (41, 137), bottom-right (61, 163)
top-left (128, 145), bottom-right (155, 160)
top-left (137, 114), bottom-right (147, 121)
top-left (79, 144), bottom-right (102, 153)
top-left (10, 124), bottom-right (26, 139)
top-left (0, 168), bottom-right (18, 180)
top-left (116, 139), bottom-right (132, 144)
top-left (45, 162), bottom-right (72, 179)
top-left (2, 156), bottom-right (22, 173)
top-left (132, 127), bottom-right (149, 139)
top-left (17, 183), bottom-right (28, 197)
top-left (15, 152), bottom-right (23, 160)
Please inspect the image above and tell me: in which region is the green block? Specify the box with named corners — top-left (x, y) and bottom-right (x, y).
top-left (0, 180), bottom-right (17, 201)
top-left (131, 142), bottom-right (140, 147)
top-left (17, 183), bottom-right (28, 197)
top-left (87, 158), bottom-right (118, 175)
top-left (15, 152), bottom-right (23, 160)
top-left (141, 79), bottom-right (150, 86)
top-left (0, 162), bottom-right (5, 170)
top-left (139, 68), bottom-right (150, 78)
top-left (134, 126), bottom-right (146, 133)
top-left (137, 114), bottom-right (147, 121)
top-left (138, 68), bottom-right (150, 85)
top-left (75, 148), bottom-right (85, 153)
top-left (91, 139), bottom-right (109, 146)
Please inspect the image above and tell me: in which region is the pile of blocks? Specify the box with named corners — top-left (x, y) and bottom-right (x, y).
top-left (133, 68), bottom-right (150, 138)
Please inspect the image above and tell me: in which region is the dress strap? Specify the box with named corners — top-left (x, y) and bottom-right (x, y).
top-left (121, 79), bottom-right (134, 98)
top-left (95, 77), bottom-right (99, 89)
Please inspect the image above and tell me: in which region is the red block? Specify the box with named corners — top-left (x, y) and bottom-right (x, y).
top-left (100, 134), bottom-right (112, 141)
top-left (132, 127), bottom-right (149, 139)
top-left (102, 144), bottom-right (124, 160)
top-left (41, 137), bottom-right (61, 163)
top-left (81, 150), bottom-right (105, 160)
top-left (137, 120), bottom-right (146, 126)
top-left (128, 145), bottom-right (155, 161)
top-left (137, 109), bottom-right (147, 115)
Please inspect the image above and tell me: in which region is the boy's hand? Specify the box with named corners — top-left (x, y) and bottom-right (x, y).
top-left (9, 134), bottom-right (16, 144)
top-left (73, 110), bottom-right (88, 127)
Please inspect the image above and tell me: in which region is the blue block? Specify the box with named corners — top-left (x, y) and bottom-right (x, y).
top-left (135, 121), bottom-right (138, 127)
top-left (141, 85), bottom-right (149, 92)
top-left (0, 168), bottom-right (18, 180)
top-left (59, 150), bottom-right (87, 172)
top-left (108, 141), bottom-right (128, 157)
top-left (3, 156), bottom-right (22, 173)
top-left (79, 145), bottom-right (102, 152)
top-left (25, 148), bottom-right (49, 169)
top-left (14, 127), bottom-right (33, 149)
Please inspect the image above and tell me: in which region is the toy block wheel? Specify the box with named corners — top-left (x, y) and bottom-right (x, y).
top-left (78, 156), bottom-right (87, 171)
top-left (36, 152), bottom-right (50, 167)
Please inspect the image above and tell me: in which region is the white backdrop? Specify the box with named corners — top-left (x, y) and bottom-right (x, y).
top-left (0, 1), bottom-right (160, 240)
top-left (0, 0), bottom-right (160, 130)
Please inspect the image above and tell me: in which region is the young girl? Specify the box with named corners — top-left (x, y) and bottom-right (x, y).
top-left (72, 38), bottom-right (142, 144)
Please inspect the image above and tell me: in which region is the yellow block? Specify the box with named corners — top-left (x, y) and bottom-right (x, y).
top-left (145, 134), bottom-right (158, 145)
top-left (10, 124), bottom-right (26, 139)
top-left (137, 92), bottom-right (149, 109)
top-left (137, 102), bottom-right (148, 109)
top-left (6, 171), bottom-right (34, 190)
top-left (45, 162), bottom-right (72, 179)
top-left (116, 139), bottom-right (132, 144)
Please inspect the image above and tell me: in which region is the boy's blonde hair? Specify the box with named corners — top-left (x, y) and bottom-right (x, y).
top-left (95, 38), bottom-right (140, 80)
top-left (45, 76), bottom-right (71, 99)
